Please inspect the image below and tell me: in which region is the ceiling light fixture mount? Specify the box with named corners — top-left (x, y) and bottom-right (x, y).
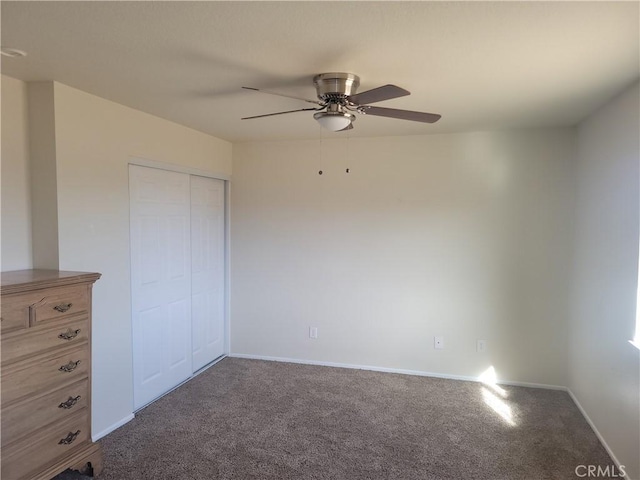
top-left (0, 47), bottom-right (27, 58)
top-left (313, 72), bottom-right (360, 101)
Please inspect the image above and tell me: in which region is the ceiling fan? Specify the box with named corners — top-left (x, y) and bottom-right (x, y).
top-left (242, 73), bottom-right (441, 132)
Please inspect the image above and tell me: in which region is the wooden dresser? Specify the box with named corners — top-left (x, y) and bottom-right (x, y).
top-left (1, 270), bottom-right (103, 480)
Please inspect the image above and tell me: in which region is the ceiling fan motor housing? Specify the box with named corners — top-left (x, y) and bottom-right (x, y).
top-left (313, 73), bottom-right (360, 102)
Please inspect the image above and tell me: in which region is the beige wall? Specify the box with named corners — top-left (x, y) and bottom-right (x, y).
top-left (231, 130), bottom-right (575, 387)
top-left (568, 82), bottom-right (640, 479)
top-left (16, 81), bottom-right (232, 437)
top-left (1, 77), bottom-right (232, 436)
top-left (28, 82), bottom-right (60, 269)
top-left (1, 75), bottom-right (32, 271)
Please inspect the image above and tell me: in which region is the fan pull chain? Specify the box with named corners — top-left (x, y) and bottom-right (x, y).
top-left (345, 127), bottom-right (351, 174)
top-left (318, 124), bottom-right (324, 175)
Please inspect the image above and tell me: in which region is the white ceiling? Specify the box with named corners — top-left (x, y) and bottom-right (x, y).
top-left (2, 1), bottom-right (638, 143)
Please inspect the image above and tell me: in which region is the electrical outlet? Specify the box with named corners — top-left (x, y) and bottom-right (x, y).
top-left (477, 340), bottom-right (486, 353)
top-left (434, 336), bottom-right (444, 349)
top-left (309, 327), bottom-right (318, 339)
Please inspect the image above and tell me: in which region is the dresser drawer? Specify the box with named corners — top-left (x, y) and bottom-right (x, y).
top-left (1, 346), bottom-right (89, 405)
top-left (1, 410), bottom-right (89, 480)
top-left (0, 293), bottom-right (30, 333)
top-left (2, 379), bottom-right (89, 447)
top-left (29, 286), bottom-right (89, 326)
top-left (2, 318), bottom-right (88, 365)
top-left (1, 285), bottom-right (89, 334)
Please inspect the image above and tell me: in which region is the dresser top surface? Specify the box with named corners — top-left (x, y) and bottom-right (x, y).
top-left (1, 270), bottom-right (101, 294)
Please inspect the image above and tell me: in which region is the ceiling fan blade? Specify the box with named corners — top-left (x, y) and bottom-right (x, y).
top-left (242, 86), bottom-right (322, 105)
top-left (241, 107), bottom-right (321, 120)
top-left (359, 106), bottom-right (441, 123)
top-left (347, 85), bottom-right (410, 106)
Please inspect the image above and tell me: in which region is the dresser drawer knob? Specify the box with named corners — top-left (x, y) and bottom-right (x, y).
top-left (58, 430), bottom-right (81, 445)
top-left (54, 303), bottom-right (73, 313)
top-left (58, 328), bottom-right (81, 340)
top-left (59, 360), bottom-right (81, 373)
top-left (58, 395), bottom-right (82, 409)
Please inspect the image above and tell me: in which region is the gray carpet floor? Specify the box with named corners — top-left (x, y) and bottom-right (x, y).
top-left (56, 357), bottom-right (617, 479)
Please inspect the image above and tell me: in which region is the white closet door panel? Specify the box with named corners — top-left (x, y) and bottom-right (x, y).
top-left (130, 165), bottom-right (192, 410)
top-left (191, 176), bottom-right (225, 371)
top-left (139, 306), bottom-right (162, 383)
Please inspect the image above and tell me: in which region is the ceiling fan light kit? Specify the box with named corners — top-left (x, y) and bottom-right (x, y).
top-left (313, 102), bottom-right (356, 132)
top-left (313, 112), bottom-right (354, 132)
top-left (242, 72), bottom-right (441, 131)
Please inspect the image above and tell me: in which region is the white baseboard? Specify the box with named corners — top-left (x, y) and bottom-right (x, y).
top-left (228, 353), bottom-right (567, 391)
top-left (498, 379), bottom-right (567, 391)
top-left (92, 413), bottom-right (135, 441)
top-left (567, 389), bottom-right (628, 478)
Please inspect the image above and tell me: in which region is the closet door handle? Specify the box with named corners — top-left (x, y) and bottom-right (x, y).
top-left (59, 430), bottom-right (81, 445)
top-left (58, 395), bottom-right (82, 409)
top-left (59, 360), bottom-right (81, 373)
top-left (54, 303), bottom-right (73, 313)
top-left (58, 328), bottom-right (81, 340)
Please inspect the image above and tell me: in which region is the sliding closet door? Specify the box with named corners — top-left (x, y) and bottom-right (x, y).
top-left (130, 165), bottom-right (192, 410)
top-left (191, 176), bottom-right (225, 371)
